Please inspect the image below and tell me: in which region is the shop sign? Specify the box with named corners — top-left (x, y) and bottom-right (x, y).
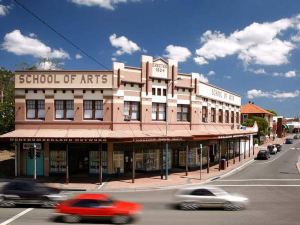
top-left (152, 59), bottom-right (168, 78)
top-left (23, 143), bottom-right (42, 150)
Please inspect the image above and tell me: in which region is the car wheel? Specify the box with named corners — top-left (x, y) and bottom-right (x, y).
top-left (224, 202), bottom-right (241, 211)
top-left (112, 215), bottom-right (131, 224)
top-left (42, 200), bottom-right (57, 208)
top-left (63, 215), bottom-right (81, 223)
top-left (0, 199), bottom-right (15, 208)
top-left (179, 202), bottom-right (199, 210)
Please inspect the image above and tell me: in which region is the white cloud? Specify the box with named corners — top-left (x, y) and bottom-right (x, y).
top-left (273, 70), bottom-right (297, 78)
top-left (195, 16), bottom-right (300, 66)
top-left (109, 33), bottom-right (140, 56)
top-left (163, 45), bottom-right (191, 62)
top-left (2, 30), bottom-right (70, 59)
top-left (111, 57), bottom-right (117, 61)
top-left (248, 68), bottom-right (266, 74)
top-left (224, 75), bottom-right (232, 79)
top-left (29, 33), bottom-right (37, 38)
top-left (0, 4), bottom-right (9, 16)
top-left (192, 73), bottom-right (209, 83)
top-left (247, 89), bottom-right (300, 99)
top-left (207, 70), bottom-right (215, 76)
top-left (70, 0), bottom-right (139, 10)
top-left (36, 60), bottom-right (60, 70)
top-left (75, 53), bottom-right (82, 59)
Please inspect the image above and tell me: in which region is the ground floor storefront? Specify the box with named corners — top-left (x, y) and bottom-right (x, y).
top-left (13, 135), bottom-right (254, 183)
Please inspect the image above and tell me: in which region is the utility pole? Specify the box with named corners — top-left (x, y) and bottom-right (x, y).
top-left (33, 143), bottom-right (37, 180)
top-left (199, 144), bottom-right (203, 180)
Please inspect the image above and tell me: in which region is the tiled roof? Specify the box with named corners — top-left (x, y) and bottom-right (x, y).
top-left (241, 103), bottom-right (274, 115)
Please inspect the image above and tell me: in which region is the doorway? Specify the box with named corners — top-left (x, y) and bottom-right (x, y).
top-left (124, 151), bottom-right (132, 174)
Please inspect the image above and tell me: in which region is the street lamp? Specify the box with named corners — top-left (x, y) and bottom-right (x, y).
top-left (165, 77), bottom-right (182, 180)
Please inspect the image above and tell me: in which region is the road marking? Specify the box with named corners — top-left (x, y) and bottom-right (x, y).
top-left (97, 182), bottom-right (106, 190)
top-left (217, 179), bottom-right (300, 182)
top-left (0, 208), bottom-right (33, 225)
top-left (211, 184), bottom-right (300, 187)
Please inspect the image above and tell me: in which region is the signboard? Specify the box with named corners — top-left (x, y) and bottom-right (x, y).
top-left (23, 143), bottom-right (42, 150)
top-left (152, 59), bottom-right (168, 78)
top-left (198, 82), bottom-right (241, 106)
top-left (15, 72), bottom-right (113, 89)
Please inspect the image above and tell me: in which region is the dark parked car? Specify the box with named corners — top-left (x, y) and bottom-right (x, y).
top-left (257, 150), bottom-right (270, 160)
top-left (267, 145), bottom-right (277, 154)
top-left (285, 138), bottom-right (293, 144)
top-left (293, 134), bottom-right (300, 139)
top-left (0, 180), bottom-right (66, 208)
top-left (275, 144), bottom-right (282, 152)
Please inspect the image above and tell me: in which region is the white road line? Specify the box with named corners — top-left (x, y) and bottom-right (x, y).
top-left (217, 179), bottom-right (300, 182)
top-left (0, 208), bottom-right (33, 225)
top-left (97, 182), bottom-right (106, 190)
top-left (211, 184), bottom-right (300, 187)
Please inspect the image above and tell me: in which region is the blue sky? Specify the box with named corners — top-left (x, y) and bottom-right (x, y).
top-left (1, 0), bottom-right (300, 117)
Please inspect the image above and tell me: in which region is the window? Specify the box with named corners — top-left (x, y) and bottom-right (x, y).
top-left (231, 111), bottom-right (234, 123)
top-left (26, 100), bottom-right (45, 119)
top-left (84, 100), bottom-right (103, 120)
top-left (225, 110), bottom-right (229, 123)
top-left (236, 112), bottom-right (239, 123)
top-left (152, 88), bottom-right (156, 95)
top-left (211, 108), bottom-right (216, 123)
top-left (163, 89), bottom-right (167, 96)
top-left (177, 104), bottom-right (190, 121)
top-left (203, 98), bottom-right (208, 102)
top-left (242, 114), bottom-right (248, 122)
top-left (157, 88), bottom-right (162, 96)
top-left (218, 109), bottom-right (223, 123)
top-left (55, 100), bottom-right (74, 119)
top-left (191, 189), bottom-right (214, 196)
top-left (152, 103), bottom-right (166, 121)
top-left (202, 106), bottom-right (208, 122)
top-left (72, 199), bottom-right (101, 208)
top-left (124, 101), bottom-right (140, 120)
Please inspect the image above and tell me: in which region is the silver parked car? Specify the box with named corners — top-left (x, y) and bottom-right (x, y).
top-left (174, 186), bottom-right (248, 211)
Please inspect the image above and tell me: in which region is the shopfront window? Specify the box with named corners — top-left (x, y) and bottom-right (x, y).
top-left (211, 108), bottom-right (216, 123)
top-left (113, 151), bottom-right (124, 173)
top-left (225, 110), bottom-right (229, 123)
top-left (124, 101), bottom-right (140, 121)
top-left (26, 100), bottom-right (45, 119)
top-left (50, 150), bottom-right (66, 173)
top-left (177, 104), bottom-right (190, 121)
top-left (218, 109), bottom-right (223, 123)
top-left (55, 100), bottom-right (74, 119)
top-left (152, 103), bottom-right (166, 121)
top-left (89, 150), bottom-right (108, 174)
top-left (135, 149), bottom-right (161, 171)
top-left (202, 106), bottom-right (208, 122)
top-left (84, 100), bottom-right (103, 120)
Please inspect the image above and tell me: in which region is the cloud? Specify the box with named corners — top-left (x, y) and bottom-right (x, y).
top-left (247, 89), bottom-right (300, 99)
top-left (70, 0), bottom-right (139, 10)
top-left (273, 70), bottom-right (297, 78)
top-left (248, 68), bottom-right (266, 74)
top-left (111, 57), bottom-right (117, 61)
top-left (75, 53), bottom-right (82, 59)
top-left (0, 4), bottom-right (9, 16)
top-left (207, 70), bottom-right (215, 76)
top-left (29, 33), bottom-right (37, 38)
top-left (109, 33), bottom-right (140, 56)
top-left (224, 75), bottom-right (232, 79)
top-left (163, 45), bottom-right (191, 62)
top-left (36, 60), bottom-right (60, 70)
top-left (194, 16), bottom-right (300, 66)
top-left (2, 30), bottom-right (70, 59)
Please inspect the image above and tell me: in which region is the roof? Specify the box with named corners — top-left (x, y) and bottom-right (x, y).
top-left (241, 103), bottom-right (274, 115)
top-left (75, 193), bottom-right (109, 200)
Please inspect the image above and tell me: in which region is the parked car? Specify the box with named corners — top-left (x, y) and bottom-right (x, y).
top-left (285, 138), bottom-right (293, 144)
top-left (275, 144), bottom-right (282, 152)
top-left (293, 134), bottom-right (300, 139)
top-left (267, 145), bottom-right (277, 154)
top-left (257, 150), bottom-right (270, 160)
top-left (174, 186), bottom-right (248, 211)
top-left (54, 193), bottom-right (142, 224)
top-left (0, 180), bottom-right (66, 208)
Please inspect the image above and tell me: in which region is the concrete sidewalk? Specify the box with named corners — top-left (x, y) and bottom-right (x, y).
top-left (44, 136), bottom-right (288, 192)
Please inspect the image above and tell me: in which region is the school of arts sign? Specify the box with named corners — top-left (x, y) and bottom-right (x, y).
top-left (15, 71), bottom-right (113, 89)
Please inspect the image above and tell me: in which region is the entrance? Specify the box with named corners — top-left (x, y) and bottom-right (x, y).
top-left (26, 150), bottom-right (44, 176)
top-left (124, 151), bottom-right (132, 173)
top-left (69, 144), bottom-right (90, 175)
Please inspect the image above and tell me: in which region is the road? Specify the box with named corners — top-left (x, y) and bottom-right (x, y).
top-left (1, 140), bottom-right (300, 225)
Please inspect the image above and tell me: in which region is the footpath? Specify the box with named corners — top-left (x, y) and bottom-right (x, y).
top-left (44, 136), bottom-right (289, 192)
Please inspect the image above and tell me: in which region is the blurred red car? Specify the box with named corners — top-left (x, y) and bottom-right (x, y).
top-left (54, 193), bottom-right (142, 224)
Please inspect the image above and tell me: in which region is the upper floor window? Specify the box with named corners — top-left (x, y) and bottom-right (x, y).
top-left (124, 101), bottom-right (140, 121)
top-left (177, 104), bottom-right (190, 122)
top-left (211, 108), bottom-right (216, 123)
top-left (225, 110), bottom-right (229, 123)
top-left (236, 112), bottom-right (239, 123)
top-left (152, 88), bottom-right (156, 95)
top-left (203, 98), bottom-right (208, 102)
top-left (152, 103), bottom-right (166, 121)
top-left (202, 106), bottom-right (208, 122)
top-left (26, 100), bottom-right (45, 119)
top-left (231, 111), bottom-right (234, 123)
top-left (218, 109), bottom-right (223, 123)
top-left (55, 100), bottom-right (74, 120)
top-left (84, 100), bottom-right (103, 120)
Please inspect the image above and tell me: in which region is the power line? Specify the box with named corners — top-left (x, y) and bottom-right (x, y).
top-left (13, 0), bottom-right (110, 70)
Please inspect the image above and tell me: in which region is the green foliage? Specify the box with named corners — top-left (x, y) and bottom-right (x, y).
top-left (242, 116), bottom-right (269, 137)
top-left (267, 109), bottom-right (277, 116)
top-left (0, 68), bottom-right (15, 135)
top-left (242, 118), bottom-right (255, 127)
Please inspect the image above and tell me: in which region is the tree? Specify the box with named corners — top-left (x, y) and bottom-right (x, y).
top-left (242, 116), bottom-right (269, 138)
top-left (267, 109), bottom-right (277, 116)
top-left (0, 68), bottom-right (15, 135)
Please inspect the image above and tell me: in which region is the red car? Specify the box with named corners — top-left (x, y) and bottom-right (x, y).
top-left (54, 193), bottom-right (142, 224)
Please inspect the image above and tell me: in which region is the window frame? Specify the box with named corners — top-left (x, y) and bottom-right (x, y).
top-left (202, 106), bottom-right (208, 122)
top-left (152, 103), bottom-right (166, 121)
top-left (83, 100), bottom-right (103, 120)
top-left (124, 101), bottom-right (140, 121)
top-left (177, 104), bottom-right (190, 122)
top-left (211, 108), bottom-right (216, 123)
top-left (225, 110), bottom-right (229, 123)
top-left (26, 100), bottom-right (45, 120)
top-left (55, 100), bottom-right (74, 120)
top-left (231, 111), bottom-right (234, 123)
top-left (236, 112), bottom-right (239, 123)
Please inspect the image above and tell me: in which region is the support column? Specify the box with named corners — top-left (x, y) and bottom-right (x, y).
top-left (108, 143), bottom-right (114, 174)
top-left (248, 135), bottom-right (251, 157)
top-left (226, 140), bottom-right (229, 168)
top-left (253, 137), bottom-right (255, 155)
top-left (15, 142), bottom-right (17, 177)
top-left (185, 144), bottom-right (189, 176)
top-left (233, 140), bottom-right (235, 164)
top-left (160, 143), bottom-right (163, 179)
top-left (244, 138), bottom-right (246, 159)
top-left (239, 138), bottom-right (241, 162)
top-left (207, 146), bottom-right (210, 174)
top-left (218, 140), bottom-right (221, 171)
top-left (99, 143), bottom-right (102, 185)
top-left (66, 143), bottom-right (69, 184)
top-left (132, 143), bottom-right (135, 183)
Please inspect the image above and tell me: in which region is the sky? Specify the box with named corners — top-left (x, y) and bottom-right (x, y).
top-left (1, 0), bottom-right (300, 117)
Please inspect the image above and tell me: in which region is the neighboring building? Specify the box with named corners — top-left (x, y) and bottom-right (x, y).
top-left (0, 55), bottom-right (257, 181)
top-left (285, 118), bottom-right (300, 133)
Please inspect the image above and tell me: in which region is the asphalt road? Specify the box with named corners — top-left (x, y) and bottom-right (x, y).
top-left (1, 139), bottom-right (300, 225)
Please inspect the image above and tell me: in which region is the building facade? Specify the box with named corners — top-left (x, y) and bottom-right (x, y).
top-left (1, 55), bottom-right (257, 181)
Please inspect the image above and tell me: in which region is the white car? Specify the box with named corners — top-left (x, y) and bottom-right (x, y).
top-left (174, 186), bottom-right (248, 211)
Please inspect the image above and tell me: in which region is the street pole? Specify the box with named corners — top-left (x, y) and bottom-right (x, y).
top-left (165, 83), bottom-right (169, 180)
top-left (33, 143), bottom-right (36, 180)
top-left (15, 142), bottom-right (17, 177)
top-left (99, 142), bottom-right (102, 185)
top-left (200, 144), bottom-right (203, 180)
top-left (185, 144), bottom-right (189, 176)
